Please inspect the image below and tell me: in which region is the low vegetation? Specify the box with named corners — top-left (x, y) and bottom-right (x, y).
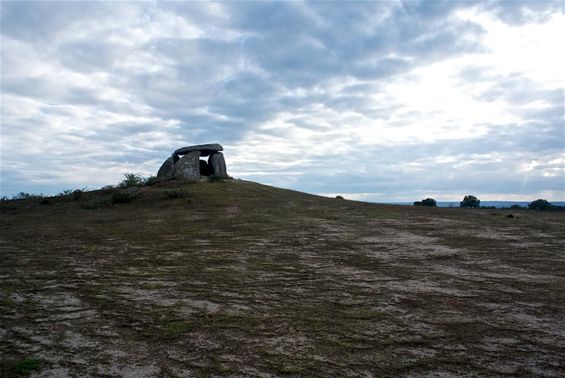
top-left (1, 180), bottom-right (564, 376)
top-left (111, 190), bottom-right (136, 204)
top-left (162, 188), bottom-right (189, 199)
top-left (119, 172), bottom-right (145, 188)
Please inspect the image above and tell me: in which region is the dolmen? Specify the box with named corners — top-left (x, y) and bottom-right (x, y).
top-left (156, 143), bottom-right (229, 182)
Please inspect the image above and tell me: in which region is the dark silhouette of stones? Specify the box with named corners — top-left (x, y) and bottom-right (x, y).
top-left (209, 152), bottom-right (228, 178)
top-left (174, 151), bottom-right (201, 181)
top-left (158, 143), bottom-right (229, 181)
top-left (157, 157), bottom-right (175, 180)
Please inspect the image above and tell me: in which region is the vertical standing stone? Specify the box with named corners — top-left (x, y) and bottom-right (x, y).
top-left (174, 151), bottom-right (201, 181)
top-left (157, 157), bottom-right (175, 181)
top-left (209, 152), bottom-right (228, 178)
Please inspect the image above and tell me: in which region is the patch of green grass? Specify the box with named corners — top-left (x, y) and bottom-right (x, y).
top-left (16, 358), bottom-right (40, 375)
top-left (161, 320), bottom-right (194, 336)
top-left (0, 357), bottom-right (41, 376)
top-left (439, 234), bottom-right (508, 251)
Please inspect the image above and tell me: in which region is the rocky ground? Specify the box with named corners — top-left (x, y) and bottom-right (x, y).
top-left (1, 180), bottom-right (564, 377)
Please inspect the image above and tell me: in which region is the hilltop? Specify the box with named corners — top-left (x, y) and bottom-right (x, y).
top-left (1, 180), bottom-right (564, 376)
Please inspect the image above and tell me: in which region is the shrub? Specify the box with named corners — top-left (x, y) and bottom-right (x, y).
top-left (528, 199), bottom-right (552, 211)
top-left (57, 189), bottom-right (74, 197)
top-left (11, 192), bottom-right (43, 200)
top-left (336, 195), bottom-right (344, 200)
top-left (112, 191), bottom-right (135, 204)
top-left (72, 189), bottom-right (84, 200)
top-left (144, 176), bottom-right (159, 186)
top-left (119, 173), bottom-right (145, 188)
top-left (510, 204), bottom-right (525, 210)
top-left (413, 201), bottom-right (422, 206)
top-left (100, 185), bottom-right (116, 194)
top-left (163, 189), bottom-right (188, 199)
top-left (460, 195), bottom-right (480, 208)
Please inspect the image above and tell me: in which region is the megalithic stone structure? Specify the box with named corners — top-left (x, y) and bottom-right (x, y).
top-left (209, 152), bottom-right (227, 178)
top-left (156, 143), bottom-right (230, 182)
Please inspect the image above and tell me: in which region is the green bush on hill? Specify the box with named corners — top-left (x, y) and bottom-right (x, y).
top-left (119, 173), bottom-right (145, 188)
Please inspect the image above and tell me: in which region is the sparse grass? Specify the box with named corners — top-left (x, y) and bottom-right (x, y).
top-left (0, 180), bottom-right (564, 376)
top-left (83, 197), bottom-right (111, 209)
top-left (162, 188), bottom-right (189, 199)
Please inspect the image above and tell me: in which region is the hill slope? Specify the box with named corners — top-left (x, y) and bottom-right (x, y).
top-left (1, 180), bottom-right (564, 376)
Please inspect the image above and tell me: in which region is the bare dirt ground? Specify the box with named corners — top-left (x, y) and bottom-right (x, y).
top-left (1, 180), bottom-right (564, 377)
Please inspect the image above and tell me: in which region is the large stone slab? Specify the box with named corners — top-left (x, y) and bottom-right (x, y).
top-left (156, 157), bottom-right (175, 181)
top-left (174, 144), bottom-right (223, 158)
top-left (210, 152), bottom-right (228, 178)
top-left (173, 151), bottom-right (201, 181)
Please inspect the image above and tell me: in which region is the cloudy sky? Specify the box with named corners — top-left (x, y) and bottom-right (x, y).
top-left (1, 1), bottom-right (563, 201)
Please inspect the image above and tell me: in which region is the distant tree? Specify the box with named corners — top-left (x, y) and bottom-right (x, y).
top-left (414, 198), bottom-right (436, 207)
top-left (528, 199), bottom-right (552, 211)
top-left (510, 204), bottom-right (524, 210)
top-left (421, 198), bottom-right (437, 207)
top-left (460, 195), bottom-right (480, 208)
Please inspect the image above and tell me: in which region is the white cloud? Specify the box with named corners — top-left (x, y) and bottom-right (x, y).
top-left (1, 1), bottom-right (563, 200)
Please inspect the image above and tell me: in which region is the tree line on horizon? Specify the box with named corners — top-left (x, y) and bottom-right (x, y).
top-left (413, 195), bottom-right (562, 211)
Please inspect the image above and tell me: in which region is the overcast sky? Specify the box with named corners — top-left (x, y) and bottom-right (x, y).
top-left (1, 1), bottom-right (563, 201)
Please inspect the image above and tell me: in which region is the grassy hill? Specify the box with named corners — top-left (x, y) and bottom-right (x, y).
top-left (1, 180), bottom-right (564, 377)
